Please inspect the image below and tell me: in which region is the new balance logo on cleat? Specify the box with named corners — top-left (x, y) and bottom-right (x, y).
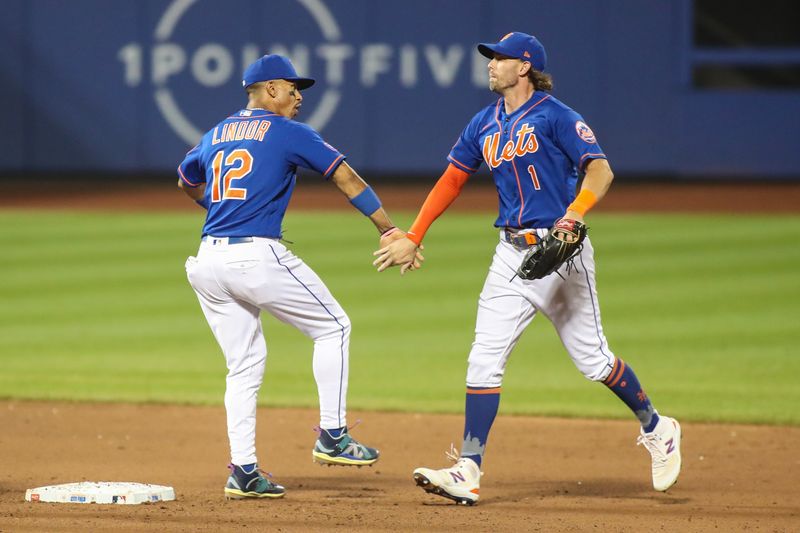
top-left (637, 416), bottom-right (682, 492)
top-left (311, 428), bottom-right (380, 467)
top-left (449, 471), bottom-right (466, 483)
top-left (413, 457), bottom-right (482, 505)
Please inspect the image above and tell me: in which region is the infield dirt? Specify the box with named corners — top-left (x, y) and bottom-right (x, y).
top-left (1, 401), bottom-right (798, 532)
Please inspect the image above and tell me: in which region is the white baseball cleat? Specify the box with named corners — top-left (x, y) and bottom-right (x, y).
top-left (413, 457), bottom-right (482, 505)
top-left (637, 415), bottom-right (682, 491)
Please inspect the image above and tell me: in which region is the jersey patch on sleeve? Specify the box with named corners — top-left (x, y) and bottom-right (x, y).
top-left (575, 120), bottom-right (596, 144)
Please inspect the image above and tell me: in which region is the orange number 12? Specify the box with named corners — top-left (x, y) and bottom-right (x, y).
top-left (211, 149), bottom-right (253, 202)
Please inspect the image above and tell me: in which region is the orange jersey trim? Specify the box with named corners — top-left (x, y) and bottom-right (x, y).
top-left (178, 165), bottom-right (201, 187)
top-left (406, 163), bottom-right (471, 245)
top-left (448, 155), bottom-right (478, 173)
top-left (323, 154), bottom-right (345, 177)
top-left (512, 160), bottom-right (526, 227)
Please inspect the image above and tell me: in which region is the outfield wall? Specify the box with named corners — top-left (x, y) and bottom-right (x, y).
top-left (1, 0), bottom-right (797, 178)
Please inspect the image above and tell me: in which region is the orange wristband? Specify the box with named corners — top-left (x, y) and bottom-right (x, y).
top-left (567, 189), bottom-right (598, 216)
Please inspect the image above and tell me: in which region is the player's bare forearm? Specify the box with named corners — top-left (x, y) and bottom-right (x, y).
top-left (330, 161), bottom-right (369, 198)
top-left (564, 158), bottom-right (614, 222)
top-left (331, 162), bottom-right (396, 233)
top-left (367, 208), bottom-right (397, 235)
top-left (582, 158), bottom-right (614, 199)
top-left (178, 179), bottom-right (206, 202)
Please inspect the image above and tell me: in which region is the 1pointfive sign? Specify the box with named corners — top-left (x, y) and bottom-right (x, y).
top-left (117, 0), bottom-right (488, 145)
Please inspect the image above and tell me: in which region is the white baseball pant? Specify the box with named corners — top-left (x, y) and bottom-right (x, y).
top-left (185, 237), bottom-right (350, 466)
top-left (466, 231), bottom-right (616, 387)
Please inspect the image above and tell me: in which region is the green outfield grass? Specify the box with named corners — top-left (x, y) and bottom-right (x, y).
top-left (1, 209), bottom-right (798, 425)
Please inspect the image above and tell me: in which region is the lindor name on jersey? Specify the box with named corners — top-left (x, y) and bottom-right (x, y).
top-left (211, 119), bottom-right (272, 145)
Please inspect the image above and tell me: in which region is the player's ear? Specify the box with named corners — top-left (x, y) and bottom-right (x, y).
top-left (519, 61), bottom-right (532, 77)
top-left (265, 81), bottom-right (278, 98)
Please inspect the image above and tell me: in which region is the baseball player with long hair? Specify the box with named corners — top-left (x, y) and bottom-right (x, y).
top-left (178, 54), bottom-right (417, 499)
top-left (374, 32), bottom-right (681, 505)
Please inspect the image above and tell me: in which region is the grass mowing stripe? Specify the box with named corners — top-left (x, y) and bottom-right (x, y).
top-left (1, 209), bottom-right (798, 425)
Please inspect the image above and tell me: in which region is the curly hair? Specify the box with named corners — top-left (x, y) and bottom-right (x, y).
top-left (527, 69), bottom-right (553, 91)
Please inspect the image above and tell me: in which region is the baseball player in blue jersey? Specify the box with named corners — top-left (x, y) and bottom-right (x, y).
top-left (374, 32), bottom-right (682, 505)
top-left (178, 54), bottom-right (416, 500)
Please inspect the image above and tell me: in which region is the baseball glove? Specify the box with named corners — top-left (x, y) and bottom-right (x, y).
top-left (516, 218), bottom-right (587, 280)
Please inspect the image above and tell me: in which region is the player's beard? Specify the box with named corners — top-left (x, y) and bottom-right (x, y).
top-left (489, 76), bottom-right (511, 94)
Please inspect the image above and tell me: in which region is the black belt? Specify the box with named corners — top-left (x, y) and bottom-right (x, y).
top-left (202, 236), bottom-right (254, 245)
top-left (503, 228), bottom-right (539, 250)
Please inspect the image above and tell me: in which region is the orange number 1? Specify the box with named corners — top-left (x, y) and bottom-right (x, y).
top-left (527, 164), bottom-right (541, 190)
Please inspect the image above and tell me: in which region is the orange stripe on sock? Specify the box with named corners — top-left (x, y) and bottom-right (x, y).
top-left (604, 360), bottom-right (620, 384)
top-left (603, 359), bottom-right (621, 385)
top-left (466, 387), bottom-right (502, 395)
top-left (605, 359), bottom-right (626, 388)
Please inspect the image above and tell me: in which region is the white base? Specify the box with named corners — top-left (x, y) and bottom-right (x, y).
top-left (25, 482), bottom-right (175, 505)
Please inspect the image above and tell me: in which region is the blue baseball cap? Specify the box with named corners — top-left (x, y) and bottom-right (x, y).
top-left (242, 54), bottom-right (315, 90)
top-left (478, 32), bottom-right (547, 72)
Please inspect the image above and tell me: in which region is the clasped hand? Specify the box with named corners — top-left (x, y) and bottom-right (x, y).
top-left (373, 230), bottom-right (424, 274)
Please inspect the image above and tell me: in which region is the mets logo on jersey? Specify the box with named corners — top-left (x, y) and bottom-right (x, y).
top-left (482, 123), bottom-right (539, 169)
top-left (575, 121), bottom-right (596, 144)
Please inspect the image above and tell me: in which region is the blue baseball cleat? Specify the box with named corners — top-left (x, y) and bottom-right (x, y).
top-left (312, 428), bottom-right (380, 467)
top-left (224, 464), bottom-right (285, 499)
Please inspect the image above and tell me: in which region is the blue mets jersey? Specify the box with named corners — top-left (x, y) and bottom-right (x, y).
top-left (178, 108), bottom-right (345, 238)
top-left (448, 91), bottom-right (606, 229)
